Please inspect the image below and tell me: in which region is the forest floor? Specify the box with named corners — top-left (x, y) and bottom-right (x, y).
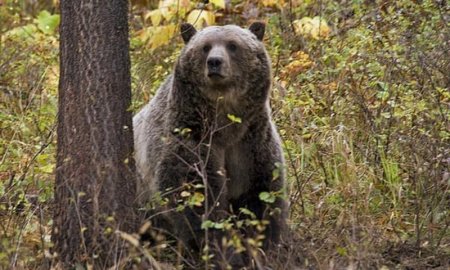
top-left (1, 0), bottom-right (449, 269)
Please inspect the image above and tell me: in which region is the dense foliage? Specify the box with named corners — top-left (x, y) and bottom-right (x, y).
top-left (0, 0), bottom-right (448, 268)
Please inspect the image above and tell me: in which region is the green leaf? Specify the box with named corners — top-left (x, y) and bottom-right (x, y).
top-left (189, 192), bottom-right (205, 207)
top-left (336, 246), bottom-right (347, 256)
top-left (239, 208), bottom-right (256, 219)
top-left (227, 114), bottom-right (242, 124)
top-left (201, 220), bottom-right (214, 229)
top-left (272, 162), bottom-right (283, 180)
top-left (39, 163), bottom-right (55, 174)
top-left (3, 24), bottom-right (38, 40)
top-left (259, 192), bottom-right (276, 204)
top-left (201, 220), bottom-right (225, 230)
top-left (35, 10), bottom-right (60, 35)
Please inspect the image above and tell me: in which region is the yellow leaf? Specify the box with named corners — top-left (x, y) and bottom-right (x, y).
top-left (310, 16), bottom-right (330, 39)
top-left (281, 51), bottom-right (313, 79)
top-left (293, 16), bottom-right (330, 39)
top-left (159, 0), bottom-right (188, 21)
top-left (227, 114), bottom-right (242, 123)
top-left (40, 163), bottom-right (54, 173)
top-left (187, 9), bottom-right (215, 29)
top-left (191, 192), bottom-right (205, 207)
top-left (160, 6), bottom-right (172, 21)
top-left (117, 231), bottom-right (140, 247)
top-left (145, 9), bottom-right (162, 26)
top-left (158, 0), bottom-right (178, 9)
top-left (262, 0), bottom-right (284, 7)
top-left (158, 0), bottom-right (174, 21)
top-left (135, 28), bottom-right (150, 43)
top-left (180, 0), bottom-right (190, 8)
top-left (180, 191), bottom-right (191, 197)
top-left (146, 24), bottom-right (176, 50)
top-left (210, 0), bottom-right (226, 9)
top-left (293, 17), bottom-right (312, 36)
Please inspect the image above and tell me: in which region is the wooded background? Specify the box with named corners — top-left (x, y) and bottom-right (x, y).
top-left (0, 0), bottom-right (449, 269)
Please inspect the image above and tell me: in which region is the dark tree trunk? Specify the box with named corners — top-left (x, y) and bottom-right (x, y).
top-left (53, 0), bottom-right (136, 267)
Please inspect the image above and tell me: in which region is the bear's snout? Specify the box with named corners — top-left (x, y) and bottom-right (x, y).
top-left (205, 46), bottom-right (230, 81)
top-left (207, 56), bottom-right (223, 73)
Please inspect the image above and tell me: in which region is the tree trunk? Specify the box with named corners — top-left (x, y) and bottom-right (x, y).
top-left (53, 0), bottom-right (136, 267)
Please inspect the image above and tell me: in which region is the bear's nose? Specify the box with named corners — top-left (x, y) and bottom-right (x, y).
top-left (207, 57), bottom-right (223, 69)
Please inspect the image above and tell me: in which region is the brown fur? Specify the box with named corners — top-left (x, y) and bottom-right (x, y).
top-left (133, 22), bottom-right (288, 267)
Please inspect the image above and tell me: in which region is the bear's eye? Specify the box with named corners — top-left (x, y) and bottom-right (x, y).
top-left (227, 42), bottom-right (238, 52)
top-left (203, 44), bottom-right (211, 53)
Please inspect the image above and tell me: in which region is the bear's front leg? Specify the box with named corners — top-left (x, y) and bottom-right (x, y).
top-left (247, 127), bottom-right (288, 249)
top-left (156, 143), bottom-right (230, 262)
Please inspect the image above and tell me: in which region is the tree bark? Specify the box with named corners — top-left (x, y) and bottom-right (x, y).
top-left (53, 0), bottom-right (136, 267)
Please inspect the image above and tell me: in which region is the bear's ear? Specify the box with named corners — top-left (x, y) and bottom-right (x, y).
top-left (249, 22), bottom-right (265, 41)
top-left (180, 23), bottom-right (197, 44)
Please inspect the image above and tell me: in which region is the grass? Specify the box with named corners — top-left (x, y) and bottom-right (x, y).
top-left (1, 0), bottom-right (449, 268)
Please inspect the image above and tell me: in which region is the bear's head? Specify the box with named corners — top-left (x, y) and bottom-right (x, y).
top-left (175, 22), bottom-right (271, 104)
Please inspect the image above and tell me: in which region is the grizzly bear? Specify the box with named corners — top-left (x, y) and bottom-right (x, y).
top-left (133, 22), bottom-right (287, 267)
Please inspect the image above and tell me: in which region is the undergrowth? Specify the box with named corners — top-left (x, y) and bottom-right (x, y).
top-left (0, 0), bottom-right (448, 269)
